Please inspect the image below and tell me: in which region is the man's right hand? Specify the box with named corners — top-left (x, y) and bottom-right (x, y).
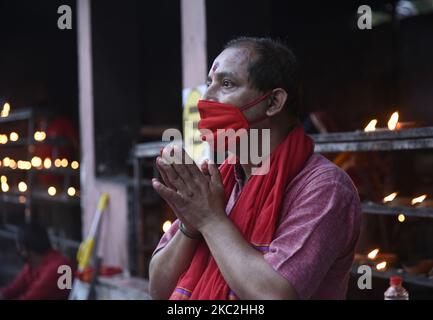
top-left (149, 155), bottom-right (212, 299)
top-left (155, 154), bottom-right (211, 235)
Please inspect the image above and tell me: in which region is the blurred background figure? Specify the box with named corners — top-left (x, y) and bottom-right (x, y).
top-left (0, 223), bottom-right (74, 300)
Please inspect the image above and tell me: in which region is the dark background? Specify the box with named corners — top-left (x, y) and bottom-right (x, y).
top-left (1, 0), bottom-right (432, 177)
top-left (1, 0), bottom-right (433, 299)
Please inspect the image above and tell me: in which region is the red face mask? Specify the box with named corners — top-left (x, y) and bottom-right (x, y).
top-left (197, 91), bottom-right (272, 144)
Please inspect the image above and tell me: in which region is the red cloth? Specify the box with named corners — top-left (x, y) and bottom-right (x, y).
top-left (1, 250), bottom-right (73, 300)
top-left (169, 125), bottom-right (314, 300)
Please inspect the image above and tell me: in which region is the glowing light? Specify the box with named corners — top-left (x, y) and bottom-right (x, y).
top-left (411, 194), bottom-right (427, 205)
top-left (1, 183), bottom-right (9, 192)
top-left (18, 161), bottom-right (31, 170)
top-left (17, 161), bottom-right (26, 170)
top-left (3, 157), bottom-right (10, 167)
top-left (2, 102), bottom-right (10, 112)
top-left (364, 119), bottom-right (377, 132)
top-left (71, 161), bottom-right (79, 170)
top-left (61, 159), bottom-right (68, 168)
top-left (48, 186), bottom-right (57, 196)
top-left (398, 214), bottom-right (406, 223)
top-left (0, 134), bottom-right (8, 144)
top-left (18, 182), bottom-right (27, 192)
top-left (9, 159), bottom-right (17, 169)
top-left (368, 249), bottom-right (379, 260)
top-left (67, 187), bottom-right (76, 197)
top-left (1, 175), bottom-right (7, 183)
top-left (43, 158), bottom-right (52, 169)
top-left (1, 102), bottom-right (10, 117)
top-left (54, 159), bottom-right (62, 168)
top-left (376, 261), bottom-right (387, 270)
top-left (34, 131), bottom-right (47, 142)
top-left (383, 192), bottom-right (398, 203)
top-left (31, 156), bottom-right (42, 168)
top-left (387, 111), bottom-right (399, 130)
top-left (162, 220), bottom-right (172, 233)
top-left (9, 132), bottom-right (19, 142)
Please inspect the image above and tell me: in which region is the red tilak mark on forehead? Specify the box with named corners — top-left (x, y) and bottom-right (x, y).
top-left (212, 62), bottom-right (219, 72)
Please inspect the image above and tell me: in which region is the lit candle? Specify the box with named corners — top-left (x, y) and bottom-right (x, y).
top-left (376, 261), bottom-right (387, 271)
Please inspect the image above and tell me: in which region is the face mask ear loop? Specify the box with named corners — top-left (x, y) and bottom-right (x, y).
top-left (240, 91), bottom-right (274, 125)
top-left (239, 91), bottom-right (273, 112)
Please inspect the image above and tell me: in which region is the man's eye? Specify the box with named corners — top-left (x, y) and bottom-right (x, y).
top-left (222, 79), bottom-right (233, 87)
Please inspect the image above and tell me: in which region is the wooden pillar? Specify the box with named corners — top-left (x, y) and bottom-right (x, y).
top-left (181, 0), bottom-right (208, 88)
top-left (77, 0), bottom-right (128, 270)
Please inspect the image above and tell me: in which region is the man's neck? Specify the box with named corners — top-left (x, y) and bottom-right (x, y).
top-left (240, 121), bottom-right (298, 181)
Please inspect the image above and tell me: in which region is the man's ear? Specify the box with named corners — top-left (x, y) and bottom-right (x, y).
top-left (265, 88), bottom-right (288, 116)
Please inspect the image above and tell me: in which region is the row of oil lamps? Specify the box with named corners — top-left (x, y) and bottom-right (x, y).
top-left (0, 175), bottom-right (78, 197)
top-left (0, 131), bottom-right (47, 144)
top-left (382, 192), bottom-right (430, 223)
top-left (0, 157), bottom-right (79, 170)
top-left (356, 248), bottom-right (390, 272)
top-left (364, 111), bottom-right (418, 132)
top-left (0, 102), bottom-right (48, 142)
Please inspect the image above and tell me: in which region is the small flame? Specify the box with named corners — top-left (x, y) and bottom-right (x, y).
top-left (18, 182), bottom-right (27, 193)
top-left (54, 159), bottom-right (62, 168)
top-left (1, 103), bottom-right (10, 117)
top-left (48, 186), bottom-right (57, 196)
top-left (398, 214), bottom-right (406, 223)
top-left (383, 192), bottom-right (398, 203)
top-left (34, 131), bottom-right (47, 142)
top-left (376, 261), bottom-right (387, 270)
top-left (387, 111), bottom-right (399, 130)
top-left (17, 160), bottom-right (26, 170)
top-left (9, 159), bottom-right (17, 170)
top-left (61, 158), bottom-right (68, 168)
top-left (19, 161), bottom-right (31, 170)
top-left (31, 156), bottom-right (42, 168)
top-left (162, 220), bottom-right (172, 233)
top-left (3, 157), bottom-right (10, 167)
top-left (67, 187), bottom-right (76, 197)
top-left (411, 194), bottom-right (427, 205)
top-left (364, 119), bottom-right (377, 132)
top-left (1, 183), bottom-right (9, 192)
top-left (368, 248), bottom-right (379, 260)
top-left (2, 102), bottom-right (10, 113)
top-left (71, 161), bottom-right (79, 170)
top-left (9, 132), bottom-right (19, 142)
top-left (43, 158), bottom-right (52, 169)
top-left (0, 134), bottom-right (8, 144)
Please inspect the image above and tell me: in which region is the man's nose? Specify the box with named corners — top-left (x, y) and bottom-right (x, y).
top-left (202, 87), bottom-right (218, 102)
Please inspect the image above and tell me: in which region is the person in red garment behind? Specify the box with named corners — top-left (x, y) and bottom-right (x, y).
top-left (0, 224), bottom-right (73, 300)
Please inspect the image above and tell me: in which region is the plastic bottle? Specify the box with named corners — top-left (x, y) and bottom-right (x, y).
top-left (384, 276), bottom-right (409, 300)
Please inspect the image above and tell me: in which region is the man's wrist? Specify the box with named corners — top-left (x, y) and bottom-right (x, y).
top-left (179, 222), bottom-right (202, 240)
top-left (199, 212), bottom-right (228, 237)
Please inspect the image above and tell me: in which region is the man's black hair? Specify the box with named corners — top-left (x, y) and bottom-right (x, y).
top-left (224, 37), bottom-right (301, 116)
top-left (16, 223), bottom-right (52, 254)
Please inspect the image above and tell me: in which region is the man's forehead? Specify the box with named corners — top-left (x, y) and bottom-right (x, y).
top-left (210, 48), bottom-right (251, 76)
top-left (208, 70), bottom-right (239, 80)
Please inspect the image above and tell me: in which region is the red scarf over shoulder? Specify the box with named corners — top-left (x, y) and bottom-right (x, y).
top-left (170, 125), bottom-right (314, 300)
